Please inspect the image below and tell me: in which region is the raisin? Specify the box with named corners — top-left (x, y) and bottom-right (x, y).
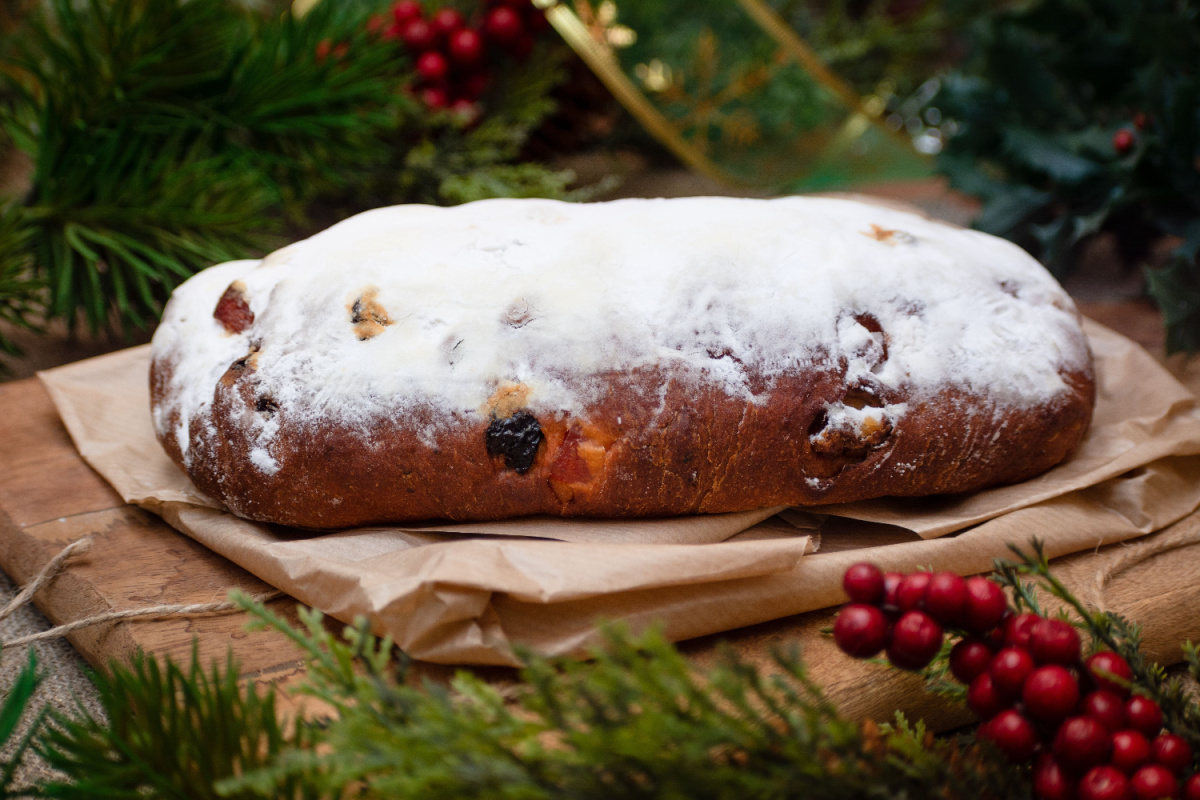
top-left (485, 410), bottom-right (542, 473)
top-left (214, 282), bottom-right (254, 333)
top-left (255, 397), bottom-right (279, 416)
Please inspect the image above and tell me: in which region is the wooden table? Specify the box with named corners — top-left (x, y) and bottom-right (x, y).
top-left (1, 298), bottom-right (1194, 729)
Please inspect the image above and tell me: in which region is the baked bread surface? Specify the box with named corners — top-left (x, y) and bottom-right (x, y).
top-left (150, 196), bottom-right (1095, 528)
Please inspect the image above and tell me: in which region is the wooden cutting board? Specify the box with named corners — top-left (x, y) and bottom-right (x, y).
top-left (1, 299), bottom-right (1196, 729)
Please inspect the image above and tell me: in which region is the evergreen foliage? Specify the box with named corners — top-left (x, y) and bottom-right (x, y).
top-left (933, 0), bottom-right (1200, 351)
top-left (0, 0), bottom-right (571, 360)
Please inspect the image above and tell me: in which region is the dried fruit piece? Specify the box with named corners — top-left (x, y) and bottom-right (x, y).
top-left (350, 287), bottom-right (392, 340)
top-left (214, 281), bottom-right (254, 333)
top-left (485, 410), bottom-right (542, 473)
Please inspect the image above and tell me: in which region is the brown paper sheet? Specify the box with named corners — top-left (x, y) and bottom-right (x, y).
top-left (38, 319), bottom-right (1200, 665)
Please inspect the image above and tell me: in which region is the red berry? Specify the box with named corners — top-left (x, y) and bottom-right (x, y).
top-left (1125, 697), bottom-right (1164, 738)
top-left (1130, 765), bottom-right (1178, 800)
top-left (431, 7), bottom-right (464, 36)
top-left (1184, 774), bottom-right (1200, 800)
top-left (833, 603), bottom-right (889, 659)
top-left (882, 572), bottom-right (904, 608)
top-left (1079, 766), bottom-right (1133, 800)
top-left (1113, 128), bottom-right (1136, 154)
top-left (448, 98), bottom-right (479, 125)
top-left (420, 86), bottom-right (449, 108)
top-left (1152, 734), bottom-right (1192, 774)
top-left (1083, 691), bottom-right (1129, 733)
top-left (315, 38), bottom-right (333, 63)
top-left (950, 639), bottom-right (994, 684)
top-left (1056, 716), bottom-right (1114, 772)
top-left (982, 709), bottom-right (1039, 762)
top-left (448, 28), bottom-right (484, 64)
top-left (1133, 112), bottom-right (1150, 130)
top-left (1088, 652), bottom-right (1134, 696)
top-left (843, 562), bottom-right (886, 605)
top-left (964, 576), bottom-right (1007, 634)
top-left (1024, 665), bottom-right (1081, 721)
top-left (896, 572), bottom-right (932, 612)
top-left (968, 672), bottom-right (1010, 719)
top-left (1111, 730), bottom-right (1153, 773)
top-left (887, 610), bottom-right (943, 671)
top-left (925, 572), bottom-right (968, 625)
top-left (402, 18), bottom-right (437, 50)
top-left (1034, 754), bottom-right (1078, 800)
top-left (484, 6), bottom-right (523, 43)
top-left (1005, 612), bottom-right (1042, 649)
top-left (991, 647), bottom-right (1037, 700)
top-left (392, 0), bottom-right (423, 25)
top-left (416, 50), bottom-right (448, 81)
top-left (1031, 619), bottom-right (1083, 665)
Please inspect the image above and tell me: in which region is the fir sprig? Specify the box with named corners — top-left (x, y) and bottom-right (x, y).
top-left (0, 649), bottom-right (44, 798)
top-left (0, 207), bottom-right (41, 371)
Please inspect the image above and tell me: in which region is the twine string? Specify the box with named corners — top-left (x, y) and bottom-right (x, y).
top-left (1089, 524), bottom-right (1200, 612)
top-left (0, 535), bottom-right (283, 652)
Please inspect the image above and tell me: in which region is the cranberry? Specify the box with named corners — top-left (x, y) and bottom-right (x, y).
top-left (982, 709), bottom-right (1039, 762)
top-left (1113, 129), bottom-right (1136, 155)
top-left (420, 86), bottom-right (448, 108)
top-left (1088, 652), bottom-right (1134, 697)
top-left (392, 0), bottom-right (423, 25)
top-left (1079, 766), bottom-right (1132, 800)
top-left (991, 647), bottom-right (1037, 700)
top-left (1034, 754), bottom-right (1078, 800)
top-left (882, 571), bottom-right (904, 608)
top-left (1151, 734), bottom-right (1192, 774)
top-left (1005, 612), bottom-right (1042, 649)
top-left (896, 572), bottom-right (932, 612)
top-left (887, 610), bottom-right (943, 671)
top-left (416, 50), bottom-right (448, 81)
top-left (1083, 691), bottom-right (1128, 733)
top-left (1184, 774), bottom-right (1200, 800)
top-left (963, 576), bottom-right (1007, 634)
top-left (968, 672), bottom-right (1011, 719)
top-left (401, 18), bottom-right (437, 51)
top-left (1130, 765), bottom-right (1178, 800)
top-left (430, 7), bottom-right (464, 36)
top-left (1125, 697), bottom-right (1164, 738)
top-left (1032, 619), bottom-right (1083, 665)
top-left (1111, 730), bottom-right (1153, 773)
top-left (1055, 716), bottom-right (1114, 772)
top-left (950, 639), bottom-right (994, 684)
top-left (843, 562), bottom-right (886, 605)
top-left (925, 572), bottom-right (968, 625)
top-left (484, 6), bottom-right (523, 43)
top-left (1024, 665), bottom-right (1081, 721)
top-left (833, 603), bottom-right (889, 659)
top-left (448, 28), bottom-right (484, 65)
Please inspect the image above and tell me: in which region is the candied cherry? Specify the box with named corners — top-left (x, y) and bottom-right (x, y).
top-left (833, 603), bottom-right (889, 659)
top-left (843, 562), bottom-right (886, 605)
top-left (887, 610), bottom-right (943, 670)
top-left (1024, 665), bottom-right (1081, 721)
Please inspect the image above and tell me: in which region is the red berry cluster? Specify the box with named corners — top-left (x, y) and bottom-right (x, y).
top-left (376, 0), bottom-right (549, 114)
top-left (834, 563), bottom-right (1199, 800)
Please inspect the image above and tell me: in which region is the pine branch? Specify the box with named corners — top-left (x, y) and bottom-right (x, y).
top-left (0, 203), bottom-right (42, 372)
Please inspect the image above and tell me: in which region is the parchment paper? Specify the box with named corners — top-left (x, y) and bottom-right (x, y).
top-left (39, 319), bottom-right (1200, 665)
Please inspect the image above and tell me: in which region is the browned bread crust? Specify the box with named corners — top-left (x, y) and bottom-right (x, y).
top-left (149, 197), bottom-right (1096, 529)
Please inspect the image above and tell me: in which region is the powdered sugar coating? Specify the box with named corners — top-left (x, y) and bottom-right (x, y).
top-left (151, 196), bottom-right (1090, 470)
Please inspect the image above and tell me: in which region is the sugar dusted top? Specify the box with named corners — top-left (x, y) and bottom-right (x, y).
top-left (151, 196), bottom-right (1091, 470)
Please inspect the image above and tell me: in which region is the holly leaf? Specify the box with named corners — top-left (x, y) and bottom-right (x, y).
top-left (1001, 127), bottom-right (1102, 184)
top-left (974, 185), bottom-right (1052, 237)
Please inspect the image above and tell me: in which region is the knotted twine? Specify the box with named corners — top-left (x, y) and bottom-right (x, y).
top-left (0, 535), bottom-right (281, 656)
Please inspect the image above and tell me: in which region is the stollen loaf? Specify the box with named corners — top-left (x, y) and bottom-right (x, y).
top-left (149, 196), bottom-right (1095, 528)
